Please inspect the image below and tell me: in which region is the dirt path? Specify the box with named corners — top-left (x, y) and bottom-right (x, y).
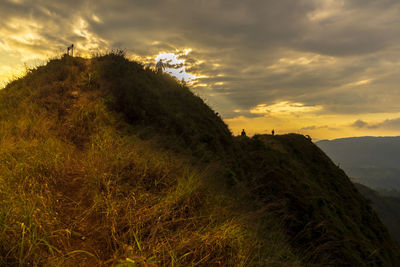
top-left (55, 153), bottom-right (105, 266)
top-left (54, 59), bottom-right (113, 266)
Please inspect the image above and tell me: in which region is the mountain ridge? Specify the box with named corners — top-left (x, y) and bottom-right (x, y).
top-left (0, 53), bottom-right (399, 266)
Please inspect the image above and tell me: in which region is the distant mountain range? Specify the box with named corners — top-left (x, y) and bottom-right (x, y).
top-left (355, 183), bottom-right (400, 244)
top-left (317, 136), bottom-right (400, 190)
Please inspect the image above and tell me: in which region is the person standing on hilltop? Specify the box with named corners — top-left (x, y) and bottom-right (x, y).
top-left (241, 129), bottom-right (246, 137)
top-left (156, 60), bottom-right (164, 73)
top-left (67, 44), bottom-right (74, 56)
top-left (272, 129), bottom-right (275, 136)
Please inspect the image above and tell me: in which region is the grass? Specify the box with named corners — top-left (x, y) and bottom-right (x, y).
top-left (0, 53), bottom-right (299, 266)
top-left (0, 52), bottom-right (398, 266)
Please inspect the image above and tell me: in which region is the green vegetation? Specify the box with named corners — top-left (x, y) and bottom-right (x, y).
top-left (0, 52), bottom-right (399, 266)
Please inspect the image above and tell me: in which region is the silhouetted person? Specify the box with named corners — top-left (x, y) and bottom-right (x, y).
top-left (241, 129), bottom-right (246, 137)
top-left (271, 129), bottom-right (275, 136)
top-left (156, 60), bottom-right (164, 73)
top-left (67, 44), bottom-right (74, 56)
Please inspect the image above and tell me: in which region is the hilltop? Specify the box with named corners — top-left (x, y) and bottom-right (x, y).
top-left (0, 53), bottom-right (399, 266)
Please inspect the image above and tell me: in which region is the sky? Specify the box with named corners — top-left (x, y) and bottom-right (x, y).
top-left (1, 0), bottom-right (400, 140)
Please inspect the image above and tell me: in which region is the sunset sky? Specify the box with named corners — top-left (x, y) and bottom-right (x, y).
top-left (2, 0), bottom-right (400, 140)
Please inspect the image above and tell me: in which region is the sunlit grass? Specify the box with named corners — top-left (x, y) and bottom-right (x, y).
top-left (0, 53), bottom-right (301, 265)
top-left (2, 52), bottom-right (392, 266)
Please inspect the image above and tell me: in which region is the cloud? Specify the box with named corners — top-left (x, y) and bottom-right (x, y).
top-left (352, 117), bottom-right (400, 130)
top-left (301, 125), bottom-right (336, 131)
top-left (250, 101), bottom-right (323, 116)
top-left (2, 0), bottom-right (400, 137)
top-left (378, 118), bottom-right (400, 130)
top-left (351, 120), bottom-right (371, 129)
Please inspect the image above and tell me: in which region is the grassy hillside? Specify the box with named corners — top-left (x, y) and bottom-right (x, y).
top-left (355, 183), bottom-right (400, 244)
top-left (0, 53), bottom-right (399, 266)
top-left (236, 134), bottom-right (400, 265)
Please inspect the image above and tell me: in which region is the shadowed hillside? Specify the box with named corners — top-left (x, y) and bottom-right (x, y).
top-left (0, 53), bottom-right (399, 266)
top-left (236, 134), bottom-right (400, 265)
top-left (355, 183), bottom-right (400, 244)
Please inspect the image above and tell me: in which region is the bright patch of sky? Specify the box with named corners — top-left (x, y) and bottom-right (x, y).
top-left (155, 52), bottom-right (196, 83)
top-left (250, 101), bottom-right (323, 115)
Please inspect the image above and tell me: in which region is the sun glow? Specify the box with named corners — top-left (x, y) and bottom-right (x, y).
top-left (0, 65), bottom-right (25, 88)
top-left (72, 18), bottom-right (109, 55)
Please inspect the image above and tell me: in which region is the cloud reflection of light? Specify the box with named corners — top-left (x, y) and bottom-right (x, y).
top-left (250, 101), bottom-right (323, 115)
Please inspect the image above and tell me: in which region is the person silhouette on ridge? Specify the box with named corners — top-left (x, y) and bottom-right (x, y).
top-left (272, 129), bottom-right (275, 136)
top-left (156, 60), bottom-right (164, 73)
top-left (241, 129), bottom-right (246, 137)
top-left (67, 44), bottom-right (74, 56)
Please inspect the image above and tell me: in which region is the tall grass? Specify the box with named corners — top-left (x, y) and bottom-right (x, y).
top-left (3, 53), bottom-right (393, 266)
top-left (0, 56), bottom-right (300, 265)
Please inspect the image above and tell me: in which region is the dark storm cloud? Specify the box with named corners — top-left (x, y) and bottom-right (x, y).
top-left (2, 0), bottom-right (400, 120)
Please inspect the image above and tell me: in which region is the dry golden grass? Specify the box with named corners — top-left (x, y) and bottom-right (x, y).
top-left (0, 54), bottom-right (300, 266)
top-left (3, 53), bottom-right (396, 266)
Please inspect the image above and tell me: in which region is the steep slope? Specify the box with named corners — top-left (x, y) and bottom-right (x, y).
top-left (355, 183), bottom-right (400, 244)
top-left (237, 134), bottom-right (400, 265)
top-left (90, 53), bottom-right (235, 160)
top-left (0, 53), bottom-right (399, 266)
